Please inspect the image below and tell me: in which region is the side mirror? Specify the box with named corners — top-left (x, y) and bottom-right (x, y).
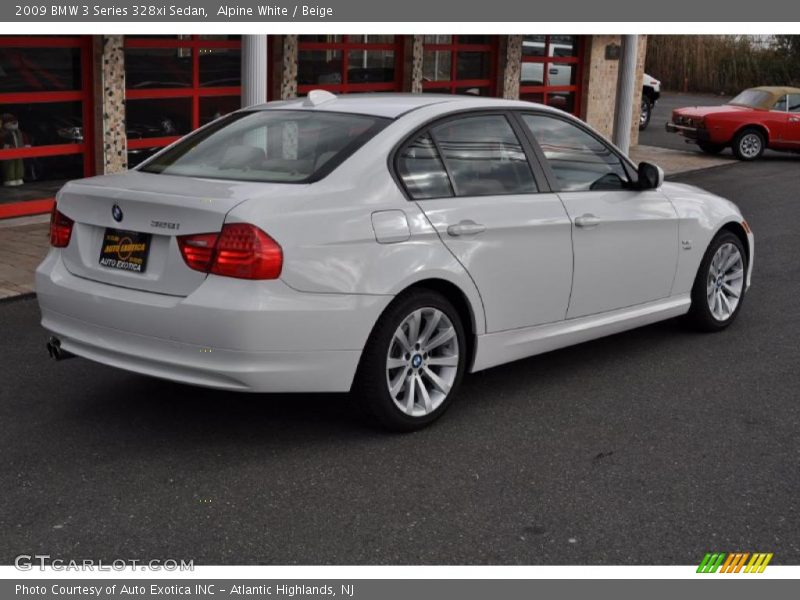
top-left (637, 161), bottom-right (664, 190)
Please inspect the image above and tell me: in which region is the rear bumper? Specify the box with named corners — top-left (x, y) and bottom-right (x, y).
top-left (665, 122), bottom-right (711, 142)
top-left (35, 250), bottom-right (392, 393)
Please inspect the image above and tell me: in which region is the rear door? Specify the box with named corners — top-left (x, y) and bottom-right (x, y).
top-left (517, 111), bottom-right (679, 319)
top-left (397, 112), bottom-right (573, 333)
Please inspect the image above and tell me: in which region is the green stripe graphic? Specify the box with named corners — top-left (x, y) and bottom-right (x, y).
top-left (697, 553), bottom-right (727, 573)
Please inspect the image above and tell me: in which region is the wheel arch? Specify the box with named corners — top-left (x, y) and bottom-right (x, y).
top-left (717, 220), bottom-right (751, 267)
top-left (381, 278), bottom-right (481, 373)
top-left (733, 123), bottom-right (770, 146)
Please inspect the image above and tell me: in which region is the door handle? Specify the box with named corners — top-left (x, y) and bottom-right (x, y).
top-left (447, 220), bottom-right (486, 237)
top-left (575, 214), bottom-right (600, 228)
top-left (789, 117), bottom-right (800, 123)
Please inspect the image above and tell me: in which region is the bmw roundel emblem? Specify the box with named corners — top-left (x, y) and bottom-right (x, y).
top-left (112, 204), bottom-right (123, 223)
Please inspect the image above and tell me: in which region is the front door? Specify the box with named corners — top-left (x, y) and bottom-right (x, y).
top-left (518, 112), bottom-right (679, 319)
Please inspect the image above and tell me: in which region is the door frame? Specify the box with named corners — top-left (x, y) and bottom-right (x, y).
top-left (388, 107), bottom-right (557, 200)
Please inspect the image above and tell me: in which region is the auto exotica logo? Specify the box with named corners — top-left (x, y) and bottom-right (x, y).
top-left (697, 552), bottom-right (773, 573)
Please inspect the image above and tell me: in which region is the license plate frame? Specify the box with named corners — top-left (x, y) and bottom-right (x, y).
top-left (98, 228), bottom-right (152, 274)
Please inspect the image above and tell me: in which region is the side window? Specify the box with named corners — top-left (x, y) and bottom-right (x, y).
top-left (397, 133), bottom-right (453, 200)
top-left (430, 115), bottom-right (538, 196)
top-left (521, 113), bottom-right (630, 192)
top-left (788, 94), bottom-right (800, 113)
top-left (773, 95), bottom-right (788, 111)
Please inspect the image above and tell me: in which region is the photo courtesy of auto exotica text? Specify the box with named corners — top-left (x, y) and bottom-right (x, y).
top-left (0, 1), bottom-right (799, 598)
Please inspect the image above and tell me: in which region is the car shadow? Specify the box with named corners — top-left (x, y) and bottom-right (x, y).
top-left (65, 315), bottom-right (698, 447)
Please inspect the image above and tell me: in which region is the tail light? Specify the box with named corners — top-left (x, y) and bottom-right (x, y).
top-left (49, 207), bottom-right (74, 248)
top-left (177, 223), bottom-right (282, 280)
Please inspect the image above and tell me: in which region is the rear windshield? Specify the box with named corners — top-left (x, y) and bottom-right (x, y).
top-left (139, 110), bottom-right (389, 183)
top-left (728, 89), bottom-right (771, 109)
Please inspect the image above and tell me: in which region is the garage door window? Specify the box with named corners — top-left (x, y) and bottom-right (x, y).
top-left (298, 35), bottom-right (403, 94)
top-left (431, 115), bottom-right (537, 196)
top-left (519, 35), bottom-right (583, 116)
top-left (0, 36), bottom-right (94, 218)
top-left (422, 36), bottom-right (498, 96)
top-left (521, 113), bottom-right (628, 192)
top-left (125, 35), bottom-right (242, 167)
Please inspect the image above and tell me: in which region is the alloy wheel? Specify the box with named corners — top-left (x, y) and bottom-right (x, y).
top-left (706, 242), bottom-right (744, 321)
top-left (738, 133), bottom-right (762, 158)
top-left (385, 307), bottom-right (460, 417)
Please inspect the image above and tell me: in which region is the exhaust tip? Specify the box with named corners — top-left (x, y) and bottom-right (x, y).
top-left (47, 336), bottom-right (74, 361)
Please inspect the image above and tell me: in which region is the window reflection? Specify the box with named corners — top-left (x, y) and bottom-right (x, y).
top-left (200, 96), bottom-right (240, 126)
top-left (0, 102), bottom-right (82, 146)
top-left (126, 98), bottom-right (192, 138)
top-left (199, 49), bottom-right (241, 87)
top-left (423, 51), bottom-right (451, 82)
top-left (0, 48), bottom-right (81, 92)
top-left (348, 50), bottom-right (395, 83)
top-left (125, 48), bottom-right (192, 89)
top-left (298, 50), bottom-right (344, 85)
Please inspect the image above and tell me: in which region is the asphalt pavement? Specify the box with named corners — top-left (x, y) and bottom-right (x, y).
top-left (1, 159), bottom-right (799, 565)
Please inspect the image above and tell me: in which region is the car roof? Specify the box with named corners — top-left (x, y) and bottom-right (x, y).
top-left (249, 92), bottom-right (559, 119)
top-left (751, 86), bottom-right (800, 96)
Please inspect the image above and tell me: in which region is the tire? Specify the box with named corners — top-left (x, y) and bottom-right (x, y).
top-left (687, 231), bottom-right (747, 332)
top-left (732, 128), bottom-right (765, 161)
top-left (698, 142), bottom-right (725, 155)
top-left (639, 96), bottom-right (652, 131)
top-left (353, 290), bottom-right (467, 432)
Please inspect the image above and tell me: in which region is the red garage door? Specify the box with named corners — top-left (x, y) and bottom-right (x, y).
top-left (124, 35), bottom-right (243, 167)
top-left (0, 36), bottom-right (94, 219)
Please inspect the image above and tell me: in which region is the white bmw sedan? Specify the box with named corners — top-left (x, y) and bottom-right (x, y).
top-left (36, 92), bottom-right (754, 430)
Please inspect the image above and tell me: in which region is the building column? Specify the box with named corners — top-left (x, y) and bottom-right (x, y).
top-left (241, 35), bottom-right (268, 107)
top-left (612, 35), bottom-right (638, 155)
top-left (629, 35), bottom-right (648, 147)
top-left (280, 35), bottom-right (298, 99)
top-left (408, 35), bottom-right (424, 94)
top-left (93, 35), bottom-right (127, 175)
top-left (501, 35), bottom-right (523, 100)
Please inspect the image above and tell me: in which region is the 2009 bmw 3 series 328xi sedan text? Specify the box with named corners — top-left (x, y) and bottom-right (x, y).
top-left (36, 91), bottom-right (754, 431)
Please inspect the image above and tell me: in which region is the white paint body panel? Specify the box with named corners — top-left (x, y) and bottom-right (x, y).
top-left (559, 189), bottom-right (679, 318)
top-left (35, 94), bottom-right (754, 393)
top-left (473, 294), bottom-right (691, 372)
top-left (417, 193), bottom-right (573, 332)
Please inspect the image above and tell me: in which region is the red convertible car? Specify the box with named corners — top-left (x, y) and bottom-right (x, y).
top-left (666, 86), bottom-right (800, 160)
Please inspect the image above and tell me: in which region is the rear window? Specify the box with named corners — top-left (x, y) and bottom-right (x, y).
top-left (139, 110), bottom-right (389, 183)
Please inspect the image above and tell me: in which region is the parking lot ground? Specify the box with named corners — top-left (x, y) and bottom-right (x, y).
top-left (630, 144), bottom-right (735, 175)
top-left (1, 159), bottom-right (799, 565)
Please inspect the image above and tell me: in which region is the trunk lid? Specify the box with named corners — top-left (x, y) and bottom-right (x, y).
top-left (673, 104), bottom-right (757, 119)
top-left (56, 171), bottom-right (275, 296)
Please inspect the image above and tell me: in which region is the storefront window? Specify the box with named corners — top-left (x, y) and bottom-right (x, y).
top-left (199, 96), bottom-right (240, 126)
top-left (124, 48), bottom-right (192, 89)
top-left (124, 35), bottom-right (242, 161)
top-left (297, 35), bottom-right (403, 94)
top-left (0, 36), bottom-right (93, 218)
top-left (519, 35), bottom-right (582, 116)
top-left (422, 35), bottom-right (498, 95)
